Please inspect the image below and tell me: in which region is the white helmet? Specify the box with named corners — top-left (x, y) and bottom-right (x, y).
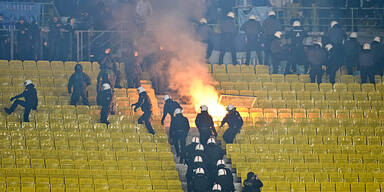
top-left (164, 95), bottom-right (171, 101)
top-left (363, 43), bottom-right (371, 50)
top-left (102, 83), bottom-right (111, 90)
top-left (217, 159), bottom-right (225, 166)
top-left (268, 10), bottom-right (276, 16)
top-left (325, 44), bottom-right (333, 51)
top-left (218, 169), bottom-right (227, 176)
top-left (313, 41), bottom-right (322, 48)
top-left (292, 20), bottom-right (301, 27)
top-left (137, 87), bottom-right (145, 93)
top-left (200, 105), bottom-right (208, 112)
top-left (192, 136), bottom-right (200, 143)
top-left (227, 12), bottom-right (235, 18)
top-left (24, 80), bottom-right (32, 86)
top-left (330, 21), bottom-right (338, 28)
top-left (199, 18), bottom-right (207, 24)
top-left (195, 167), bottom-right (205, 174)
top-left (226, 104), bottom-right (235, 111)
top-left (248, 15), bottom-right (257, 20)
top-left (349, 32), bottom-right (357, 38)
top-left (274, 31), bottom-right (282, 39)
top-left (194, 156), bottom-right (203, 163)
top-left (212, 184), bottom-right (222, 191)
top-left (207, 138), bottom-right (216, 144)
top-left (374, 36), bottom-right (381, 43)
top-left (174, 108), bottom-right (182, 115)
top-left (195, 144), bottom-right (204, 151)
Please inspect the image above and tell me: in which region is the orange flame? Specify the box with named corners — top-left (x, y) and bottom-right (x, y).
top-left (189, 78), bottom-right (227, 121)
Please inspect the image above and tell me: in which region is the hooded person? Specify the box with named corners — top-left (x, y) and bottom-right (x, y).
top-left (195, 105), bottom-right (217, 146)
top-left (220, 104), bottom-right (243, 144)
top-left (100, 83), bottom-right (112, 125)
top-left (359, 43), bottom-right (375, 83)
top-left (218, 12), bottom-right (237, 65)
top-left (99, 48), bottom-right (121, 88)
top-left (181, 136), bottom-right (200, 164)
top-left (262, 10), bottom-right (281, 65)
top-left (286, 20), bottom-right (307, 74)
top-left (68, 64), bottom-right (91, 106)
top-left (214, 168), bottom-right (235, 192)
top-left (343, 32), bottom-right (361, 75)
top-left (132, 87), bottom-right (155, 134)
top-left (169, 108), bottom-right (190, 157)
top-left (240, 15), bottom-right (263, 65)
top-left (161, 95), bottom-right (182, 125)
top-left (124, 49), bottom-right (142, 88)
top-left (205, 138), bottom-right (225, 176)
top-left (189, 167), bottom-right (211, 192)
top-left (307, 42), bottom-right (327, 84)
top-left (4, 80), bottom-right (38, 122)
top-left (242, 172), bottom-right (263, 192)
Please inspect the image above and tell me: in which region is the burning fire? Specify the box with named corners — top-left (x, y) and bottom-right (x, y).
top-left (189, 78), bottom-right (227, 121)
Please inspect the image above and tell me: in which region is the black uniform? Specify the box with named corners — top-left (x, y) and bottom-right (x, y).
top-left (324, 24), bottom-right (346, 83)
top-left (96, 69), bottom-right (114, 106)
top-left (49, 18), bottom-right (62, 60)
top-left (219, 16), bottom-right (237, 65)
top-left (307, 44), bottom-right (327, 84)
top-left (214, 168), bottom-right (235, 192)
top-left (206, 143), bottom-right (225, 176)
top-left (371, 41), bottom-right (384, 76)
top-left (15, 19), bottom-right (30, 60)
top-left (100, 88), bottom-right (112, 124)
top-left (195, 111), bottom-right (217, 146)
top-left (161, 99), bottom-right (182, 125)
top-left (169, 113), bottom-right (190, 157)
top-left (68, 64), bottom-right (91, 106)
top-left (262, 15), bottom-right (281, 65)
top-left (344, 37), bottom-right (361, 75)
top-left (286, 26), bottom-right (307, 74)
top-left (124, 50), bottom-right (142, 88)
top-left (220, 109), bottom-right (243, 143)
top-left (100, 52), bottom-right (121, 88)
top-left (243, 178), bottom-right (263, 192)
top-left (270, 36), bottom-right (287, 74)
top-left (187, 163), bottom-right (210, 192)
top-left (326, 45), bottom-right (343, 84)
top-left (240, 19), bottom-right (262, 65)
top-left (4, 83), bottom-right (38, 122)
top-left (197, 23), bottom-right (214, 59)
top-left (189, 171), bottom-right (211, 192)
top-left (133, 91), bottom-right (155, 134)
top-left (359, 48), bottom-right (375, 83)
top-left (181, 141), bottom-right (199, 164)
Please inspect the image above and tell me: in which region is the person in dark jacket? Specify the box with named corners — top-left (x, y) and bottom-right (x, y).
top-left (124, 49), bottom-right (142, 88)
top-left (197, 18), bottom-right (214, 59)
top-left (220, 104), bottom-right (243, 144)
top-left (270, 31), bottom-right (287, 74)
top-left (323, 21), bottom-right (346, 78)
top-left (100, 83), bottom-right (113, 125)
top-left (371, 36), bottom-right (384, 76)
top-left (308, 42), bottom-right (327, 84)
top-left (49, 17), bottom-right (62, 60)
top-left (262, 10), bottom-right (281, 65)
top-left (186, 156), bottom-right (209, 191)
top-left (68, 64), bottom-right (91, 106)
top-left (186, 144), bottom-right (207, 167)
top-left (241, 15), bottom-right (263, 65)
top-left (286, 20), bottom-right (307, 74)
top-left (96, 68), bottom-right (115, 106)
top-left (4, 80), bottom-right (38, 122)
top-left (132, 87), bottom-right (155, 134)
top-left (360, 43), bottom-right (375, 83)
top-left (100, 48), bottom-right (122, 88)
top-left (218, 12), bottom-right (237, 65)
top-left (189, 167), bottom-right (211, 192)
top-left (214, 168), bottom-right (235, 192)
top-left (15, 17), bottom-right (30, 60)
top-left (161, 95), bottom-right (182, 125)
top-left (195, 105), bottom-right (217, 146)
top-left (169, 108), bottom-right (190, 157)
top-left (220, 0), bottom-right (236, 18)
top-left (344, 32), bottom-right (361, 75)
top-left (206, 138), bottom-right (225, 177)
top-left (242, 172), bottom-right (263, 192)
top-left (181, 136), bottom-right (200, 164)
top-left (325, 43), bottom-right (341, 84)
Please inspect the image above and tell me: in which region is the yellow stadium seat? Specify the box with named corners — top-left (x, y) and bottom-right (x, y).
top-left (305, 83), bottom-right (319, 92)
top-left (340, 75), bottom-right (355, 84)
top-left (271, 74), bottom-right (284, 82)
top-left (212, 64), bottom-right (226, 73)
top-left (362, 83), bottom-right (375, 92)
top-left (285, 74), bottom-right (299, 82)
top-left (296, 91), bottom-right (311, 100)
top-left (347, 83), bottom-right (361, 92)
top-left (299, 74), bottom-right (311, 83)
top-left (229, 73), bottom-right (242, 81)
top-left (249, 82), bottom-right (262, 91)
top-left (366, 182), bottom-right (380, 192)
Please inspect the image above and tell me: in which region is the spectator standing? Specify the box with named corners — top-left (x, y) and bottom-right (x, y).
top-left (307, 42), bottom-right (327, 84)
top-left (218, 12), bottom-right (237, 65)
top-left (197, 18), bottom-right (214, 60)
top-left (262, 10), bottom-right (281, 65)
top-left (241, 15), bottom-right (263, 65)
top-left (343, 32), bottom-right (361, 75)
top-left (371, 36), bottom-right (384, 76)
top-left (15, 17), bottom-right (30, 60)
top-left (49, 17), bottom-right (62, 60)
top-left (359, 43), bottom-right (375, 83)
top-left (286, 20), bottom-right (307, 74)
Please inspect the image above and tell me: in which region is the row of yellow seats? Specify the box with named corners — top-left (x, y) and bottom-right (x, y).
top-left (210, 64), bottom-right (269, 74)
top-left (226, 143), bottom-right (384, 156)
top-left (0, 60), bottom-right (97, 71)
top-left (250, 117), bottom-right (382, 127)
top-left (260, 181), bottom-right (381, 192)
top-left (0, 69), bottom-right (99, 79)
top-left (233, 134), bottom-right (384, 145)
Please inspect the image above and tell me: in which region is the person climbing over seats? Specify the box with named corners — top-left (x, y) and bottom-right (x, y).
top-left (169, 108), bottom-right (190, 158)
top-left (181, 136), bottom-right (200, 164)
top-left (242, 172), bottom-right (263, 192)
top-left (68, 64), bottom-right (91, 106)
top-left (161, 95), bottom-right (182, 126)
top-left (220, 104), bottom-right (243, 144)
top-left (100, 83), bottom-right (113, 125)
top-left (4, 80), bottom-right (38, 122)
top-left (195, 105), bottom-right (217, 146)
top-left (132, 86), bottom-right (155, 134)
